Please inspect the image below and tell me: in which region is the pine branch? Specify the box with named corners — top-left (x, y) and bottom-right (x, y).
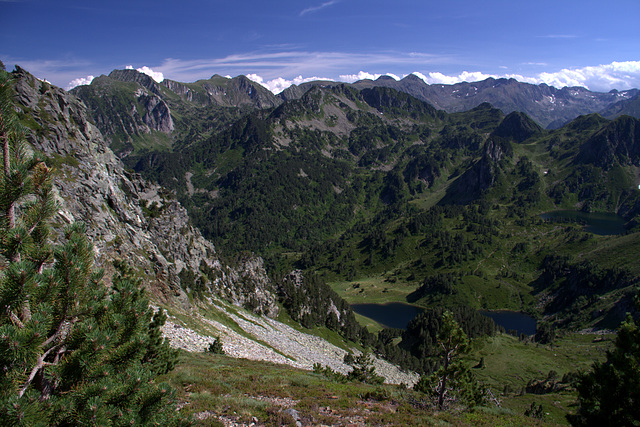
top-left (41, 318), bottom-right (76, 349)
top-left (9, 309), bottom-right (25, 328)
top-left (0, 75), bottom-right (15, 232)
top-left (18, 343), bottom-right (60, 398)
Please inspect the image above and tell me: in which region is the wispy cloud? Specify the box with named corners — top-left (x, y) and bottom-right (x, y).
top-left (248, 61), bottom-right (640, 94)
top-left (2, 55), bottom-right (99, 89)
top-left (539, 34), bottom-right (578, 39)
top-left (535, 61), bottom-right (640, 92)
top-left (11, 52), bottom-right (640, 95)
top-left (152, 50), bottom-right (452, 83)
top-left (300, 0), bottom-right (340, 17)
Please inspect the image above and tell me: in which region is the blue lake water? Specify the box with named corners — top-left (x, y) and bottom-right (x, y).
top-left (540, 210), bottom-right (625, 235)
top-left (351, 302), bottom-right (538, 335)
top-left (351, 302), bottom-right (425, 329)
top-left (481, 310), bottom-right (537, 335)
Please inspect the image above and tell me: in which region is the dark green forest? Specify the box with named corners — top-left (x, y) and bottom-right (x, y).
top-left (103, 82), bottom-right (640, 335)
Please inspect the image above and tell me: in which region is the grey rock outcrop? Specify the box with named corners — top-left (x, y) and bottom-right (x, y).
top-left (11, 66), bottom-right (279, 316)
top-left (107, 69), bottom-right (163, 96)
top-left (70, 73), bottom-right (174, 151)
top-left (160, 74), bottom-right (282, 109)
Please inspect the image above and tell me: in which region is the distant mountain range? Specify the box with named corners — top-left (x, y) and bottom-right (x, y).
top-left (281, 74), bottom-right (640, 129)
top-left (72, 70), bottom-right (640, 139)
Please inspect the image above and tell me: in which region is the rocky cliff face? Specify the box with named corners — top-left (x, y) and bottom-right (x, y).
top-left (70, 73), bottom-right (174, 154)
top-left (577, 115), bottom-right (640, 169)
top-left (442, 138), bottom-right (512, 205)
top-left (160, 74), bottom-right (282, 110)
top-left (107, 69), bottom-right (164, 96)
top-left (71, 70), bottom-right (283, 158)
top-left (11, 66), bottom-right (279, 316)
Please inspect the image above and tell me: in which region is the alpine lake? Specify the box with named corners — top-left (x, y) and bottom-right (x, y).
top-left (351, 303), bottom-right (538, 335)
top-left (352, 211), bottom-right (626, 334)
top-left (540, 210), bottom-right (626, 235)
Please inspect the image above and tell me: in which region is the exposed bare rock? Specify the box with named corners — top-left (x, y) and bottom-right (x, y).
top-left (70, 72), bottom-right (174, 147)
top-left (159, 302), bottom-right (418, 386)
top-left (11, 66), bottom-right (279, 316)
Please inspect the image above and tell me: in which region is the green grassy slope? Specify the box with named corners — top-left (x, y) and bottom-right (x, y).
top-left (165, 349), bottom-right (582, 426)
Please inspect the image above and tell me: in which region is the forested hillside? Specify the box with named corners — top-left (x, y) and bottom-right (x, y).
top-left (72, 69), bottom-right (640, 334)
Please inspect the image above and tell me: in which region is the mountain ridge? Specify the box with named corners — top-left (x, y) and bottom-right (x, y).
top-left (279, 73), bottom-right (640, 129)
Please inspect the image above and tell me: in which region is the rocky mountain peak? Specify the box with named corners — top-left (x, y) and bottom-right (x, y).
top-left (71, 72), bottom-right (174, 151)
top-left (492, 111), bottom-right (543, 143)
top-left (401, 73), bottom-right (426, 84)
top-left (12, 66), bottom-right (111, 161)
top-left (376, 75), bottom-right (397, 82)
top-left (108, 69), bottom-right (163, 96)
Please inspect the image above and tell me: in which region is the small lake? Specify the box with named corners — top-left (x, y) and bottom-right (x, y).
top-left (351, 302), bottom-right (424, 329)
top-left (540, 210), bottom-right (625, 235)
top-left (352, 303), bottom-right (538, 335)
top-left (481, 310), bottom-right (537, 336)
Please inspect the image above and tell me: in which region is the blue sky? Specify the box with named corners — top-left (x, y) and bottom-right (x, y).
top-left (1, 0), bottom-right (639, 93)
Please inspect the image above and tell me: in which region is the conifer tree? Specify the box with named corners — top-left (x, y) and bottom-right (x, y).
top-left (414, 310), bottom-right (486, 409)
top-left (569, 290), bottom-right (640, 426)
top-left (344, 351), bottom-right (384, 384)
top-left (0, 69), bottom-right (187, 425)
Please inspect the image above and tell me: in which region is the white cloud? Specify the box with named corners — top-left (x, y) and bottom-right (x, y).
top-left (150, 50), bottom-right (451, 85)
top-left (204, 61), bottom-right (640, 94)
top-left (18, 53), bottom-right (639, 96)
top-left (247, 73), bottom-right (335, 94)
top-left (404, 62), bottom-right (640, 92)
top-left (66, 75), bottom-right (94, 90)
top-left (245, 73), bottom-right (265, 85)
top-left (339, 71), bottom-right (400, 83)
top-left (130, 65), bottom-right (164, 82)
top-left (149, 55), bottom-right (640, 93)
top-left (535, 61), bottom-right (640, 92)
top-left (411, 71), bottom-right (496, 85)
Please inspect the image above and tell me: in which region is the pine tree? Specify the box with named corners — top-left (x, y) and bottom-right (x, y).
top-left (0, 69), bottom-right (187, 425)
top-left (344, 351), bottom-right (384, 384)
top-left (414, 310), bottom-right (486, 409)
top-left (569, 290), bottom-right (640, 426)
